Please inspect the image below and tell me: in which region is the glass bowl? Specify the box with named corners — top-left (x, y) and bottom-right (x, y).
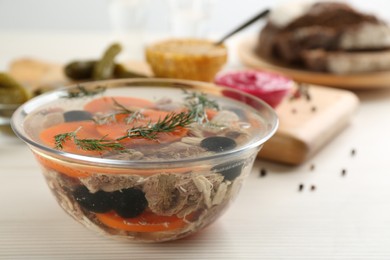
top-left (11, 78), bottom-right (278, 242)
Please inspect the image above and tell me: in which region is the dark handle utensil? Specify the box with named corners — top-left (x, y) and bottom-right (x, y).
top-left (215, 9), bottom-right (270, 45)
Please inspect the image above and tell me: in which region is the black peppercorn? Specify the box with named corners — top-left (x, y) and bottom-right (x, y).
top-left (259, 168), bottom-right (267, 177)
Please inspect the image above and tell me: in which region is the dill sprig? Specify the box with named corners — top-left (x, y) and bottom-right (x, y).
top-left (64, 85), bottom-right (106, 98)
top-left (73, 136), bottom-right (124, 151)
top-left (94, 98), bottom-right (143, 125)
top-left (116, 111), bottom-right (194, 141)
top-left (54, 127), bottom-right (123, 151)
top-left (54, 132), bottom-right (74, 150)
top-left (184, 90), bottom-right (219, 124)
top-left (55, 112), bottom-right (194, 151)
top-left (53, 92), bottom-right (220, 152)
top-left (124, 110), bottom-right (144, 124)
top-left (111, 98), bottom-right (144, 124)
top-left (111, 98), bottom-right (134, 114)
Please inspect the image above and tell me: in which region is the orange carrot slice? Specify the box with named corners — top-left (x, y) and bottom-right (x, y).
top-left (35, 153), bottom-right (91, 178)
top-left (38, 121), bottom-right (109, 178)
top-left (84, 96), bottom-right (154, 114)
top-left (37, 105), bottom-right (193, 178)
top-left (141, 109), bottom-right (170, 121)
top-left (96, 211), bottom-right (189, 233)
top-left (39, 121), bottom-right (105, 156)
top-left (98, 125), bottom-right (188, 146)
top-left (205, 108), bottom-right (218, 120)
top-left (96, 109), bottom-right (189, 145)
top-left (36, 146), bottom-right (198, 179)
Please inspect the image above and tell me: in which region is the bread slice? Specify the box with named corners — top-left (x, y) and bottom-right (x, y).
top-left (256, 1), bottom-right (390, 74)
top-left (301, 49), bottom-right (390, 74)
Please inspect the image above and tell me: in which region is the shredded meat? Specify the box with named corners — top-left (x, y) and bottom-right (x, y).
top-left (80, 174), bottom-right (144, 193)
top-left (143, 173), bottom-right (189, 216)
top-left (143, 172), bottom-right (225, 217)
top-left (154, 142), bottom-right (211, 159)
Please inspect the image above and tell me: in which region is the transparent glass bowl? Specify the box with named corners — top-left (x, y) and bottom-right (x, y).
top-left (11, 78), bottom-right (278, 242)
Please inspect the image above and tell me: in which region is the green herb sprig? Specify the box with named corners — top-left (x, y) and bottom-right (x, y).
top-left (94, 98), bottom-right (144, 125)
top-left (54, 112), bottom-right (194, 151)
top-left (64, 85), bottom-right (106, 99)
top-left (184, 90), bottom-right (219, 124)
top-left (116, 111), bottom-right (194, 141)
top-left (54, 127), bottom-right (123, 151)
top-left (111, 98), bottom-right (145, 124)
top-left (54, 91), bottom-right (218, 151)
top-left (111, 98), bottom-right (134, 114)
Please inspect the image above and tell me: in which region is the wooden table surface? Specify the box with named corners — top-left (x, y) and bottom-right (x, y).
top-left (1, 30), bottom-right (390, 259)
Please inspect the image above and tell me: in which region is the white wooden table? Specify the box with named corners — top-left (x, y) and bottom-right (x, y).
top-left (1, 30), bottom-right (390, 259)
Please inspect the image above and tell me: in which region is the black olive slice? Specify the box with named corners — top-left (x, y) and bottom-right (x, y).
top-left (200, 136), bottom-right (237, 153)
top-left (64, 110), bottom-right (93, 122)
top-left (112, 188), bottom-right (148, 218)
top-left (72, 186), bottom-right (112, 213)
top-left (211, 160), bottom-right (245, 181)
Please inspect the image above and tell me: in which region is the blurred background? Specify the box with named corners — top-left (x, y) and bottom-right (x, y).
top-left (0, 0), bottom-right (389, 35)
top-left (1, 0), bottom-right (390, 65)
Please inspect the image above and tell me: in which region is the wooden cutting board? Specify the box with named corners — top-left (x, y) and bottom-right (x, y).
top-left (8, 58), bottom-right (359, 165)
top-left (258, 85), bottom-right (359, 164)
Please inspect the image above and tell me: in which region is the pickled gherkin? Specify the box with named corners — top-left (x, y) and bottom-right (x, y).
top-left (0, 73), bottom-right (29, 104)
top-left (64, 60), bottom-right (96, 80)
top-left (92, 43), bottom-right (122, 80)
top-left (64, 43), bottom-right (147, 81)
top-left (113, 63), bottom-right (147, 78)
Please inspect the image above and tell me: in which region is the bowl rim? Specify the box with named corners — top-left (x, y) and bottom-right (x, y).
top-left (11, 78), bottom-right (279, 168)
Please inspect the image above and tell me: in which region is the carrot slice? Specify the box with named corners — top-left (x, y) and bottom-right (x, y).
top-left (98, 125), bottom-right (188, 146)
top-left (37, 108), bottom-right (192, 178)
top-left (36, 145), bottom-right (199, 179)
top-left (96, 211), bottom-right (189, 233)
top-left (96, 109), bottom-right (189, 145)
top-left (39, 121), bottom-right (105, 156)
top-left (36, 153), bottom-right (186, 179)
top-left (38, 121), bottom-right (108, 178)
top-left (205, 108), bottom-right (218, 120)
top-left (141, 109), bottom-right (170, 121)
top-left (35, 153), bottom-right (91, 178)
top-left (84, 96), bottom-right (154, 114)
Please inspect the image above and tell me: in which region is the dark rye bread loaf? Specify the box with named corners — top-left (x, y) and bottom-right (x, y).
top-left (256, 1), bottom-right (390, 74)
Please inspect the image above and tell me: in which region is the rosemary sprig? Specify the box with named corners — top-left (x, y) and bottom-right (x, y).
top-left (184, 90), bottom-right (219, 124)
top-left (116, 111), bottom-right (194, 141)
top-left (54, 127), bottom-right (123, 151)
top-left (64, 85), bottom-right (106, 98)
